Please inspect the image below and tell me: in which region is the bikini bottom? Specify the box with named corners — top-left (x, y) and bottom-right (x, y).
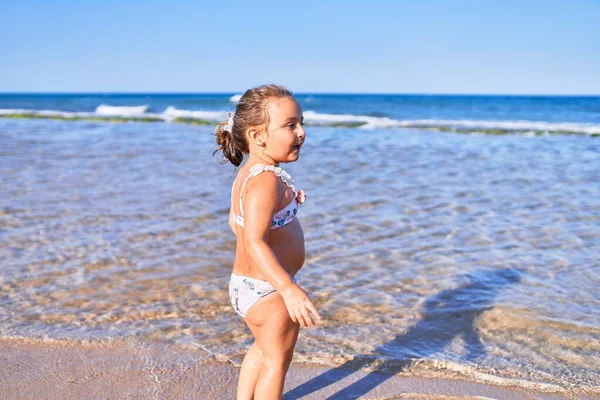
top-left (228, 272), bottom-right (297, 318)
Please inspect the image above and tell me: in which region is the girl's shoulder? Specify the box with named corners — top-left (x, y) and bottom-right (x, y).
top-left (240, 164), bottom-right (285, 198)
top-left (250, 164), bottom-right (296, 192)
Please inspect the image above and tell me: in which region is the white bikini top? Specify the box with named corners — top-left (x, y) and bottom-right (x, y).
top-left (232, 163), bottom-right (305, 230)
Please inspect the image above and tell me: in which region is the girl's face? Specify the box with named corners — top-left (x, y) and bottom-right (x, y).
top-left (263, 97), bottom-right (305, 164)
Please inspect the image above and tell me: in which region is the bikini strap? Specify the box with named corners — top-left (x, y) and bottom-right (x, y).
top-left (230, 174), bottom-right (237, 206)
top-left (238, 164), bottom-right (297, 217)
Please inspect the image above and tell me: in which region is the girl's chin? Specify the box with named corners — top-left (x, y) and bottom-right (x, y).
top-left (277, 151), bottom-right (300, 164)
top-left (285, 151), bottom-right (300, 161)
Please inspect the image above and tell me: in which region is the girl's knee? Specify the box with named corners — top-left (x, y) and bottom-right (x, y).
top-left (259, 327), bottom-right (297, 370)
top-left (262, 349), bottom-right (294, 370)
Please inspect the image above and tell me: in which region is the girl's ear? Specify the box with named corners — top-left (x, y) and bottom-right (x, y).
top-left (248, 127), bottom-right (267, 147)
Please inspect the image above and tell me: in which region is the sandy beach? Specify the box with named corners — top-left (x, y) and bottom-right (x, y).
top-left (1, 337), bottom-right (586, 399)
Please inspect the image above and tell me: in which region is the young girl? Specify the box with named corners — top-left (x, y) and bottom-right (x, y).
top-left (214, 84), bottom-right (321, 400)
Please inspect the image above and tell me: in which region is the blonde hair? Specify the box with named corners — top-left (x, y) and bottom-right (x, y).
top-left (214, 84), bottom-right (294, 166)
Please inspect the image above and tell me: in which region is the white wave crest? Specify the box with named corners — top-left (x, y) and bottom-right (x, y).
top-left (0, 108), bottom-right (163, 120)
top-left (2, 107), bottom-right (599, 135)
top-left (303, 111), bottom-right (600, 134)
top-left (0, 108), bottom-right (96, 118)
top-left (398, 119), bottom-right (600, 135)
top-left (303, 110), bottom-right (401, 129)
top-left (230, 94), bottom-right (242, 103)
top-left (95, 104), bottom-right (149, 116)
top-left (162, 106), bottom-right (226, 122)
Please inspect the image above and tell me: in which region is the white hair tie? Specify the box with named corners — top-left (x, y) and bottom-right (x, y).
top-left (225, 112), bottom-right (234, 132)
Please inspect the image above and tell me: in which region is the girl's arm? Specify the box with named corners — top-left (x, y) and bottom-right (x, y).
top-left (243, 173), bottom-right (320, 327)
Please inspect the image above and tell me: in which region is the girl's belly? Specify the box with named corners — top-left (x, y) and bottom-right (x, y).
top-left (270, 222), bottom-right (305, 276)
top-left (233, 219), bottom-right (305, 279)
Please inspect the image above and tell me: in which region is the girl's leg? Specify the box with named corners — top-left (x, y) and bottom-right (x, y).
top-left (236, 340), bottom-right (263, 400)
top-left (245, 293), bottom-right (300, 400)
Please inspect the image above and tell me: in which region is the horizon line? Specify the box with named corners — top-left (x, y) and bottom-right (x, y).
top-left (1, 91), bottom-right (599, 97)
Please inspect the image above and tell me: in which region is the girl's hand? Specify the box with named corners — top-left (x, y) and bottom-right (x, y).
top-left (280, 282), bottom-right (321, 328)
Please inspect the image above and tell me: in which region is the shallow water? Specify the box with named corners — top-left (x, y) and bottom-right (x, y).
top-left (1, 119), bottom-right (599, 395)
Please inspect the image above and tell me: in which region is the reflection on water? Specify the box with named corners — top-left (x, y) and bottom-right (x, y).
top-left (285, 267), bottom-right (523, 399)
top-left (1, 119), bottom-right (599, 394)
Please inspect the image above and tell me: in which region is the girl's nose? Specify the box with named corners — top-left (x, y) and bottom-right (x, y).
top-left (298, 124), bottom-right (306, 139)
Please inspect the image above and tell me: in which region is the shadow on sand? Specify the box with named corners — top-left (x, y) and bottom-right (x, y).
top-left (284, 266), bottom-right (523, 400)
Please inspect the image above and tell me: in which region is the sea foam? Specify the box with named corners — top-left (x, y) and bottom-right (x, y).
top-left (95, 105), bottom-right (149, 116)
top-left (303, 110), bottom-right (401, 129)
top-left (2, 107), bottom-right (600, 135)
top-left (162, 106), bottom-right (226, 122)
top-left (398, 119), bottom-right (600, 135)
top-left (229, 94), bottom-right (242, 103)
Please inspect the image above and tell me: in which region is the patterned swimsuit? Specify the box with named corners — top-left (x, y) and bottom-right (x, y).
top-left (228, 163), bottom-right (305, 318)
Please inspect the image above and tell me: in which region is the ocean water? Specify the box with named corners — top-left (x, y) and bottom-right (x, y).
top-left (1, 94), bottom-right (599, 396)
top-left (1, 93), bottom-right (600, 134)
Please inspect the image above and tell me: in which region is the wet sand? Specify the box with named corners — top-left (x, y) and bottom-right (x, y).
top-left (0, 338), bottom-right (581, 400)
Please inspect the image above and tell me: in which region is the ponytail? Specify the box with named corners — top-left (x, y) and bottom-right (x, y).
top-left (214, 116), bottom-right (244, 166)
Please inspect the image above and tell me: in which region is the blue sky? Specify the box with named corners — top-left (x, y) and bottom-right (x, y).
top-left (1, 0), bottom-right (598, 94)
